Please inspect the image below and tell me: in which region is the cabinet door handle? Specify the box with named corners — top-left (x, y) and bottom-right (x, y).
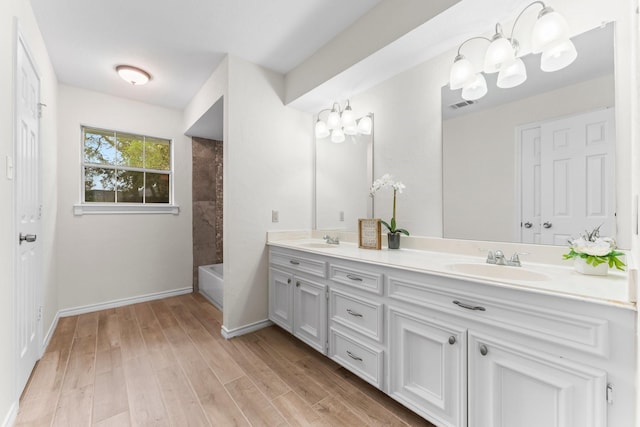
top-left (543, 221), bottom-right (553, 229)
top-left (289, 260), bottom-right (300, 265)
top-left (287, 278), bottom-right (291, 284)
top-left (346, 309), bottom-right (363, 318)
top-left (346, 274), bottom-right (363, 282)
top-left (523, 221), bottom-right (533, 229)
top-left (296, 281), bottom-right (300, 287)
top-left (346, 350), bottom-right (363, 362)
top-left (453, 300), bottom-right (486, 311)
top-left (448, 336), bottom-right (456, 345)
top-left (479, 344), bottom-right (488, 356)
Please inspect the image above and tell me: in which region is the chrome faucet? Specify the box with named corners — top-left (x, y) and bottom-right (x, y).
top-left (323, 235), bottom-right (340, 245)
top-left (486, 250), bottom-right (525, 267)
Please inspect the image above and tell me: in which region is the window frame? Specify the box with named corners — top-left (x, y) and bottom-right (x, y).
top-left (75, 125), bottom-right (179, 216)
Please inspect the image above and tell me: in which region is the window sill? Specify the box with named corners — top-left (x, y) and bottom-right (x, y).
top-left (73, 203), bottom-right (180, 216)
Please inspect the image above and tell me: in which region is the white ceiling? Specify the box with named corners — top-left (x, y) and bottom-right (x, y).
top-left (30, 0), bottom-right (382, 109)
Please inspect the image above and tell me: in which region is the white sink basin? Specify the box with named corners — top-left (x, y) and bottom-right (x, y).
top-left (300, 242), bottom-right (339, 249)
top-left (448, 263), bottom-right (549, 282)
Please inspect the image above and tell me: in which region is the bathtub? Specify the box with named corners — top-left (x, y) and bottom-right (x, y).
top-left (198, 263), bottom-right (223, 310)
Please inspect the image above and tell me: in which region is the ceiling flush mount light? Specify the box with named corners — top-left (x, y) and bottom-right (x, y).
top-left (448, 1), bottom-right (576, 100)
top-left (315, 101), bottom-right (371, 143)
top-left (116, 65), bottom-right (151, 85)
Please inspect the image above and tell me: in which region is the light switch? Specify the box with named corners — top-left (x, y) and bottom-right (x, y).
top-left (6, 156), bottom-right (13, 180)
top-left (272, 210), bottom-right (279, 223)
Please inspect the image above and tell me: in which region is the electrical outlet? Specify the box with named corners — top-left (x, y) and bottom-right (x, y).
top-left (272, 210), bottom-right (279, 223)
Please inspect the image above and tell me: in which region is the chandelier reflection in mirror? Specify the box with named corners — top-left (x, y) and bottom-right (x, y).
top-left (315, 100), bottom-right (372, 143)
top-left (449, 1), bottom-right (577, 101)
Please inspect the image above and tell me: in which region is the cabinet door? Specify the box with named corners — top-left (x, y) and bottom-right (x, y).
top-left (269, 268), bottom-right (293, 332)
top-left (469, 333), bottom-right (607, 427)
top-left (293, 277), bottom-right (327, 354)
top-left (389, 307), bottom-right (467, 427)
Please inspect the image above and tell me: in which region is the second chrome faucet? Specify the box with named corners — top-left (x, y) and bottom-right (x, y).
top-left (486, 250), bottom-right (524, 267)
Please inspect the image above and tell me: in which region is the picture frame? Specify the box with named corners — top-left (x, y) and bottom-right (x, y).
top-left (358, 218), bottom-right (382, 250)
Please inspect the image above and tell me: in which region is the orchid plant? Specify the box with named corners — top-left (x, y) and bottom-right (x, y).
top-left (563, 225), bottom-right (625, 271)
top-left (370, 174), bottom-right (410, 236)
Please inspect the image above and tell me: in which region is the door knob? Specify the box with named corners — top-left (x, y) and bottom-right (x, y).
top-left (479, 344), bottom-right (488, 356)
top-left (523, 222), bottom-right (532, 229)
top-left (448, 336), bottom-right (456, 345)
top-left (19, 233), bottom-right (37, 244)
top-left (543, 222), bottom-right (552, 229)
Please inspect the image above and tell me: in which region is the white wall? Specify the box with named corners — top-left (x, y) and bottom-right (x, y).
top-left (0, 0), bottom-right (58, 425)
top-left (56, 85), bottom-right (192, 310)
top-left (223, 56), bottom-right (313, 332)
top-left (443, 75), bottom-right (615, 243)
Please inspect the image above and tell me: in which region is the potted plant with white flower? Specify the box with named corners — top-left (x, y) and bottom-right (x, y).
top-left (370, 174), bottom-right (410, 249)
top-left (563, 225), bottom-right (625, 275)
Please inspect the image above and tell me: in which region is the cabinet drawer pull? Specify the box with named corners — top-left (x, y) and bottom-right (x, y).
top-left (479, 344), bottom-right (488, 356)
top-left (448, 336), bottom-right (456, 345)
top-left (453, 300), bottom-right (486, 311)
top-left (289, 260), bottom-right (300, 265)
top-left (346, 350), bottom-right (363, 362)
top-left (346, 274), bottom-right (363, 282)
top-left (296, 281), bottom-right (300, 287)
top-left (287, 278), bottom-right (291, 284)
top-left (346, 309), bottom-right (363, 318)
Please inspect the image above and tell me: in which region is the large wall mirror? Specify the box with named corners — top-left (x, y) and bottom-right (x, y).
top-left (315, 115), bottom-right (373, 231)
top-left (442, 23), bottom-right (617, 247)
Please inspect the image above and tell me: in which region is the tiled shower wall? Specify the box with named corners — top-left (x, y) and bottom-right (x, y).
top-left (192, 137), bottom-right (223, 291)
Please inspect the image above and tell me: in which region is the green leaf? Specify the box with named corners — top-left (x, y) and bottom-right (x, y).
top-left (380, 220), bottom-right (391, 232)
top-left (397, 229), bottom-right (410, 236)
top-left (390, 217), bottom-right (397, 231)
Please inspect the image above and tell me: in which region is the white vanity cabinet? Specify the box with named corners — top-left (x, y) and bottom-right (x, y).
top-left (468, 332), bottom-right (606, 427)
top-left (267, 245), bottom-right (635, 427)
top-left (327, 261), bottom-right (386, 390)
top-left (268, 249), bottom-right (328, 354)
top-left (388, 306), bottom-right (467, 427)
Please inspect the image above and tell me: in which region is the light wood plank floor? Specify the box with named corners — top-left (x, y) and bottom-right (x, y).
top-left (15, 293), bottom-right (435, 427)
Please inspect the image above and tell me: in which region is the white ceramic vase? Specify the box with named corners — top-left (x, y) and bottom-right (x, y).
top-left (574, 257), bottom-right (608, 276)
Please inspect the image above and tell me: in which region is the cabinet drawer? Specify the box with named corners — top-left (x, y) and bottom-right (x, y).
top-left (330, 264), bottom-right (383, 294)
top-left (388, 273), bottom-right (609, 358)
top-left (330, 289), bottom-right (383, 342)
top-left (329, 328), bottom-right (384, 389)
top-left (270, 251), bottom-right (327, 278)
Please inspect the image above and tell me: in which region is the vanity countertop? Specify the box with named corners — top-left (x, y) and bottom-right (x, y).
top-left (267, 238), bottom-right (635, 310)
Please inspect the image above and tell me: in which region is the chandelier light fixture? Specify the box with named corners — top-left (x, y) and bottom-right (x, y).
top-left (449, 1), bottom-right (576, 101)
top-left (116, 65), bottom-right (151, 86)
top-left (315, 100), bottom-right (372, 143)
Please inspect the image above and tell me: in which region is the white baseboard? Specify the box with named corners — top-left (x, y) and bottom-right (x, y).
top-left (221, 319), bottom-right (272, 339)
top-left (42, 312), bottom-right (60, 353)
top-left (198, 290), bottom-right (223, 311)
top-left (2, 401), bottom-right (17, 427)
top-left (58, 287), bottom-right (193, 318)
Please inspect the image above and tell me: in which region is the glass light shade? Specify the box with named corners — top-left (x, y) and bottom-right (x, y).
top-left (540, 39), bottom-right (577, 72)
top-left (483, 36), bottom-right (515, 73)
top-left (344, 123), bottom-right (358, 136)
top-left (116, 65), bottom-right (150, 85)
top-left (461, 73), bottom-right (487, 101)
top-left (330, 128), bottom-right (345, 143)
top-left (357, 116), bottom-right (372, 135)
top-left (341, 106), bottom-right (356, 128)
top-left (449, 55), bottom-right (475, 90)
top-left (315, 120), bottom-right (330, 138)
top-left (326, 109), bottom-right (341, 130)
top-left (531, 8), bottom-right (570, 53)
top-left (497, 58), bottom-right (527, 88)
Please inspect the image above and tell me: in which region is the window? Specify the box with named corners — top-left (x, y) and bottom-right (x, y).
top-left (82, 126), bottom-right (172, 204)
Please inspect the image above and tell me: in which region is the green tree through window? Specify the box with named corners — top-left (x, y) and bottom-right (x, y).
top-left (82, 127), bottom-right (172, 204)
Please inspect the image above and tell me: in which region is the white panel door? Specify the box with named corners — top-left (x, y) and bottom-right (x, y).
top-left (519, 126), bottom-right (542, 244)
top-left (468, 333), bottom-right (607, 427)
top-left (389, 307), bottom-right (467, 427)
top-left (520, 108), bottom-right (615, 245)
top-left (16, 32), bottom-right (42, 395)
top-left (268, 268), bottom-right (293, 332)
top-left (293, 277), bottom-right (326, 353)
top-left (540, 109), bottom-right (615, 245)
